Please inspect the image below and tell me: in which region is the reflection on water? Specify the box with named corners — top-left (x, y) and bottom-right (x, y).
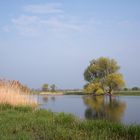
top-left (34, 95), bottom-right (140, 124)
top-left (83, 96), bottom-right (126, 122)
top-left (50, 96), bottom-right (55, 101)
top-left (42, 95), bottom-right (48, 102)
top-left (42, 96), bottom-right (55, 102)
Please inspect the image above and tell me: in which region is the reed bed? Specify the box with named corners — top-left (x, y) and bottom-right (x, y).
top-left (0, 79), bottom-right (37, 107)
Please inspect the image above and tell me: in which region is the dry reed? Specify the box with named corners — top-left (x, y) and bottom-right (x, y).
top-left (0, 79), bottom-right (37, 107)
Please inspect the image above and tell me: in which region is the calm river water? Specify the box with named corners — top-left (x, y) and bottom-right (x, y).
top-left (34, 95), bottom-right (140, 124)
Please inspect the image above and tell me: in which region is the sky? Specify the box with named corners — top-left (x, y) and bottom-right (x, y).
top-left (0, 0), bottom-right (140, 89)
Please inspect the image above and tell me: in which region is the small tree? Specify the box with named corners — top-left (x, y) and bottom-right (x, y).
top-left (42, 84), bottom-right (49, 92)
top-left (50, 84), bottom-right (56, 92)
top-left (84, 57), bottom-right (125, 95)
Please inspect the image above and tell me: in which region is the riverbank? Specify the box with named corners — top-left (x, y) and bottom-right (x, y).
top-left (40, 91), bottom-right (64, 95)
top-left (32, 90), bottom-right (140, 96)
top-left (115, 91), bottom-right (140, 96)
top-left (64, 90), bottom-right (140, 96)
top-left (0, 104), bottom-right (140, 140)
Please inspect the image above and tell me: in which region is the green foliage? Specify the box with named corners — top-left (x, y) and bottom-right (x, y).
top-left (105, 73), bottom-right (125, 94)
top-left (0, 104), bottom-right (140, 140)
top-left (96, 89), bottom-right (104, 95)
top-left (42, 83), bottom-right (57, 92)
top-left (124, 88), bottom-right (128, 91)
top-left (84, 57), bottom-right (120, 82)
top-left (115, 91), bottom-right (140, 96)
top-left (132, 87), bottom-right (139, 91)
top-left (50, 84), bottom-right (56, 92)
top-left (42, 83), bottom-right (49, 92)
top-left (84, 82), bottom-right (103, 94)
top-left (84, 57), bottom-right (125, 94)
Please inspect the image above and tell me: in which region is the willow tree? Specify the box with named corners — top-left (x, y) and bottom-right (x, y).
top-left (84, 57), bottom-right (125, 95)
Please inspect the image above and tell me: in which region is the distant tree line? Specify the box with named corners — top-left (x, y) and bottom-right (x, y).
top-left (123, 87), bottom-right (140, 91)
top-left (42, 83), bottom-right (57, 92)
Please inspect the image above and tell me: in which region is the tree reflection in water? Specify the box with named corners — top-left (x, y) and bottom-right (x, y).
top-left (83, 95), bottom-right (126, 122)
top-left (51, 96), bottom-right (55, 101)
top-left (42, 95), bottom-right (48, 102)
top-left (42, 96), bottom-right (55, 102)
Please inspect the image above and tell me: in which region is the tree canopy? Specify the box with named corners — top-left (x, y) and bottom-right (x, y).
top-left (42, 83), bottom-right (49, 92)
top-left (84, 57), bottom-right (125, 95)
top-left (50, 84), bottom-right (56, 92)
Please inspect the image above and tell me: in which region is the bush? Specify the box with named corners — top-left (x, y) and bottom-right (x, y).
top-left (96, 89), bottom-right (104, 95)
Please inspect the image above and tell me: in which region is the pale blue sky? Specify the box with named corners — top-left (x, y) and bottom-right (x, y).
top-left (0, 0), bottom-right (140, 89)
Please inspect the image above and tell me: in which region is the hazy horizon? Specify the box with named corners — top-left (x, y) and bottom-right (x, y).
top-left (0, 0), bottom-right (140, 89)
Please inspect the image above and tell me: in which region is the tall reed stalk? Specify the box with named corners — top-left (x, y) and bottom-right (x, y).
top-left (0, 79), bottom-right (37, 107)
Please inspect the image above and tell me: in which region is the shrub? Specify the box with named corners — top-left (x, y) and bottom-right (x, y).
top-left (96, 89), bottom-right (104, 95)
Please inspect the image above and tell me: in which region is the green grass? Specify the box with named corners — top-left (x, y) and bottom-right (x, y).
top-left (64, 90), bottom-right (140, 96)
top-left (31, 89), bottom-right (140, 96)
top-left (64, 91), bottom-right (85, 95)
top-left (115, 91), bottom-right (140, 96)
top-left (0, 104), bottom-right (140, 140)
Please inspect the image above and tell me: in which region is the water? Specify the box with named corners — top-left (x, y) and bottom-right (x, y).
top-left (34, 95), bottom-right (140, 124)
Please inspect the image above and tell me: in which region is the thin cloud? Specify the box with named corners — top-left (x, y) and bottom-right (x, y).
top-left (12, 15), bottom-right (39, 26)
top-left (1, 25), bottom-right (11, 32)
top-left (4, 3), bottom-right (96, 37)
top-left (12, 15), bottom-right (42, 37)
top-left (23, 3), bottom-right (63, 14)
top-left (10, 15), bottom-right (86, 37)
top-left (41, 17), bottom-right (84, 31)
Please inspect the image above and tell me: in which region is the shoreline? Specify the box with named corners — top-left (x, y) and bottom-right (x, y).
top-left (40, 92), bottom-right (64, 95)
top-left (36, 91), bottom-right (140, 96)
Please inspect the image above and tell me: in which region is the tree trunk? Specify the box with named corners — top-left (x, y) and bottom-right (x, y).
top-left (108, 87), bottom-right (113, 95)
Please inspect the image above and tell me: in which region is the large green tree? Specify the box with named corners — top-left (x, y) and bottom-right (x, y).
top-left (84, 57), bottom-right (125, 95)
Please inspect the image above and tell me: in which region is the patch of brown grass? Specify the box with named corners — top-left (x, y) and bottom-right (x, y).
top-left (0, 79), bottom-right (37, 107)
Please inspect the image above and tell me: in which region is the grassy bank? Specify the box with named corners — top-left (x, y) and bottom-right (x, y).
top-left (64, 91), bottom-right (84, 95)
top-left (115, 91), bottom-right (140, 96)
top-left (65, 90), bottom-right (140, 96)
top-left (40, 91), bottom-right (64, 95)
top-left (0, 104), bottom-right (140, 140)
top-left (31, 89), bottom-right (140, 96)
